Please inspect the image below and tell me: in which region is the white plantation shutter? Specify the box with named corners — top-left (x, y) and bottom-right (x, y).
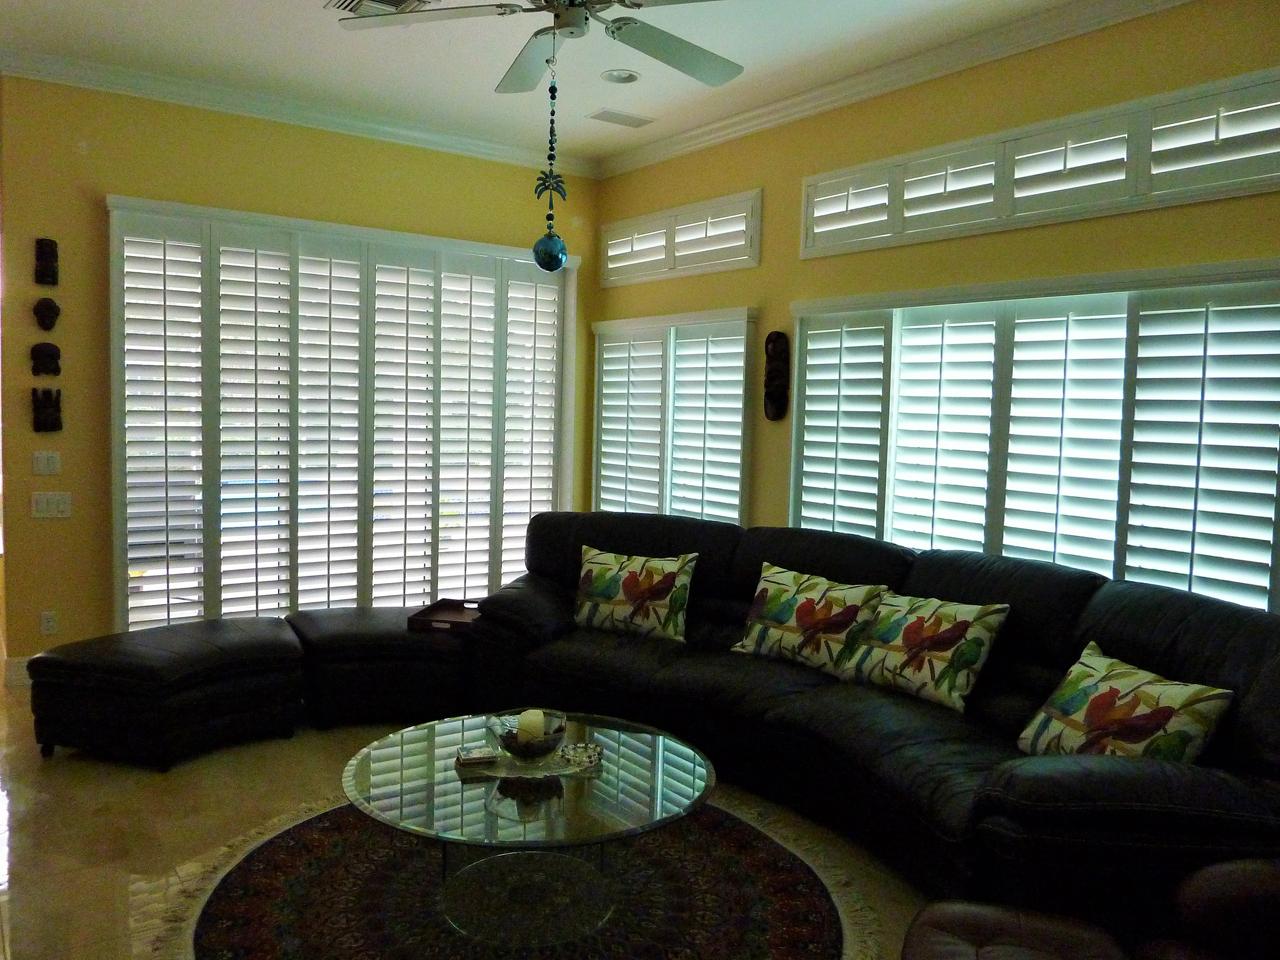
top-left (594, 310), bottom-right (753, 523)
top-left (113, 201), bottom-right (567, 628)
top-left (217, 233), bottom-right (293, 616)
top-left (120, 225), bottom-right (205, 627)
top-left (602, 190), bottom-right (760, 285)
top-left (1125, 284), bottom-right (1280, 609)
top-left (501, 268), bottom-right (560, 584)
top-left (806, 170), bottom-right (894, 248)
top-left (596, 335), bottom-right (665, 513)
top-left (795, 316), bottom-right (889, 537)
top-left (1003, 294), bottom-right (1127, 575)
top-left (1152, 79), bottom-right (1280, 194)
top-left (803, 70), bottom-right (1280, 259)
top-left (889, 306), bottom-right (996, 551)
top-left (296, 244), bottom-right (362, 608)
top-left (371, 254), bottom-right (437, 605)
top-left (437, 260), bottom-right (497, 599)
top-left (668, 324), bottom-right (747, 522)
top-left (903, 147), bottom-right (997, 232)
top-left (1012, 119), bottom-right (1130, 213)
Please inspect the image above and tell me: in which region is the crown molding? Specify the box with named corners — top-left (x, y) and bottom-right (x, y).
top-left (0, 48), bottom-right (603, 179)
top-left (598, 0), bottom-right (1192, 178)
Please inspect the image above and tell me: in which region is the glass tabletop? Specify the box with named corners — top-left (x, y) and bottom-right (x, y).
top-left (342, 711), bottom-right (717, 848)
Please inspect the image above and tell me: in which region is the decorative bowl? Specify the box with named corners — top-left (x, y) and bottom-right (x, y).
top-left (487, 709), bottom-right (567, 761)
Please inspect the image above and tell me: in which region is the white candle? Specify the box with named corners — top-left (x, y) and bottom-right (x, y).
top-left (517, 708), bottom-right (544, 744)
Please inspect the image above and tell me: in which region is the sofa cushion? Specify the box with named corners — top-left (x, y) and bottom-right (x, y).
top-left (765, 683), bottom-right (1022, 840)
top-left (26, 618), bottom-right (301, 692)
top-left (574, 546), bottom-right (698, 641)
top-left (853, 593), bottom-right (1009, 713)
top-left (524, 511), bottom-right (742, 602)
top-left (524, 629), bottom-right (688, 698)
top-left (652, 648), bottom-right (837, 722)
top-left (902, 551), bottom-right (1106, 734)
top-left (1071, 581), bottom-right (1280, 777)
top-left (1018, 641), bottom-right (1233, 763)
top-left (287, 607), bottom-right (464, 662)
top-left (732, 563), bottom-right (887, 678)
top-left (731, 526), bottom-right (915, 600)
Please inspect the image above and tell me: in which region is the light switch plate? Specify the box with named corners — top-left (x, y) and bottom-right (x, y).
top-left (31, 492), bottom-right (71, 518)
top-left (33, 451), bottom-right (62, 475)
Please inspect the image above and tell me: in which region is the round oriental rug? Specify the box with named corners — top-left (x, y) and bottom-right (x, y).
top-left (192, 802), bottom-right (841, 960)
top-left (145, 788), bottom-right (901, 960)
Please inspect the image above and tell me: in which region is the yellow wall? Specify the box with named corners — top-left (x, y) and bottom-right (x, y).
top-left (595, 0), bottom-right (1280, 529)
top-left (0, 78), bottom-right (599, 657)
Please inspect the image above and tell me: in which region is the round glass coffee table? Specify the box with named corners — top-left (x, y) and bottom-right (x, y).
top-left (342, 710), bottom-right (716, 946)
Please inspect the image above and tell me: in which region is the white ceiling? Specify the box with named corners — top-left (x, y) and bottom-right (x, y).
top-left (0, 0), bottom-right (1147, 174)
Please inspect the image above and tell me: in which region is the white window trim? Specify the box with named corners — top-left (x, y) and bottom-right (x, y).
top-left (600, 190), bottom-right (762, 288)
top-left (789, 256), bottom-right (1280, 612)
top-left (109, 195), bottom-right (579, 630)
top-left (800, 67), bottom-right (1280, 260)
top-left (592, 307), bottom-right (757, 523)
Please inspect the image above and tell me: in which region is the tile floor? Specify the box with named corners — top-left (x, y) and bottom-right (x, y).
top-left (0, 685), bottom-right (925, 959)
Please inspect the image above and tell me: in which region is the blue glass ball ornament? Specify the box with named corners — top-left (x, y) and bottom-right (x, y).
top-left (533, 232), bottom-right (568, 273)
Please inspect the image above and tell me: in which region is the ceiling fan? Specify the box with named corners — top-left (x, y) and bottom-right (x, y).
top-left (329, 0), bottom-right (743, 93)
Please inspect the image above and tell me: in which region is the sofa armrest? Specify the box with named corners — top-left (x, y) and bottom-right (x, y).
top-left (477, 573), bottom-right (575, 650)
top-left (976, 755), bottom-right (1280, 847)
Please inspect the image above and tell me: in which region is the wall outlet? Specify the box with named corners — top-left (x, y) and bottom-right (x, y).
top-left (33, 451), bottom-right (62, 475)
top-left (40, 610), bottom-right (57, 636)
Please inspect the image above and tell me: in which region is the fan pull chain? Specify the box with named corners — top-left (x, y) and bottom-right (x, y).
top-left (531, 27), bottom-right (569, 272)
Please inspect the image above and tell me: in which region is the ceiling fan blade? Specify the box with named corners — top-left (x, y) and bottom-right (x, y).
top-left (605, 17), bottom-right (742, 86)
top-left (340, 3), bottom-right (528, 30)
top-left (496, 26), bottom-right (557, 93)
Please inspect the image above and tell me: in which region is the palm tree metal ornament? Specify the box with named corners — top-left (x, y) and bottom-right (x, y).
top-left (532, 34), bottom-right (569, 272)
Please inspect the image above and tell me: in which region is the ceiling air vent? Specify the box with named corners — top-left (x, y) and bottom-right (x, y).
top-left (589, 109), bottom-right (655, 129)
top-left (324, 0), bottom-right (430, 14)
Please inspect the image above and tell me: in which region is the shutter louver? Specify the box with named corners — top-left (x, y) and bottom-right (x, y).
top-left (501, 275), bottom-right (560, 584)
top-left (903, 148), bottom-right (997, 231)
top-left (1125, 286), bottom-right (1280, 610)
top-left (297, 253), bottom-right (361, 608)
top-left (437, 267), bottom-right (496, 599)
top-left (1003, 295), bottom-right (1127, 575)
top-left (597, 337), bottom-right (664, 513)
top-left (807, 172), bottom-right (893, 247)
top-left (1152, 80), bottom-right (1280, 193)
top-left (889, 309), bottom-right (995, 551)
top-left (371, 260), bottom-right (437, 605)
top-left (796, 318), bottom-right (888, 538)
top-left (1013, 120), bottom-right (1130, 213)
top-left (122, 233), bottom-right (205, 627)
top-left (668, 328), bottom-right (746, 522)
top-left (606, 229), bottom-right (668, 280)
top-left (218, 242), bottom-right (293, 616)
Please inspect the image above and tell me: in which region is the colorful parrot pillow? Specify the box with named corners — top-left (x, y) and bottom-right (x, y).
top-left (847, 593), bottom-right (1009, 712)
top-left (575, 546), bottom-right (698, 642)
top-left (731, 564), bottom-right (888, 679)
top-left (1018, 642), bottom-right (1233, 763)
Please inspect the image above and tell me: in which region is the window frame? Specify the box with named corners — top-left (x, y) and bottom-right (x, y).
top-left (591, 307), bottom-right (756, 524)
top-left (109, 195), bottom-right (578, 630)
top-left (790, 257), bottom-right (1280, 612)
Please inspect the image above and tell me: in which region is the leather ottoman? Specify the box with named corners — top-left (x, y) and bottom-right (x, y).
top-left (286, 606), bottom-right (470, 727)
top-left (901, 902), bottom-right (1127, 960)
top-left (28, 618), bottom-right (303, 770)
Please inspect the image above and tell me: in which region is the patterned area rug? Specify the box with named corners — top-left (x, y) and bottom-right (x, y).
top-left (146, 786), bottom-right (909, 960)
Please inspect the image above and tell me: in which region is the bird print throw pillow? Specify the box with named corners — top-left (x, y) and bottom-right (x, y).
top-left (1018, 642), bottom-right (1233, 763)
top-left (731, 564), bottom-right (888, 679)
top-left (847, 593), bottom-right (1009, 712)
top-left (575, 546), bottom-right (697, 642)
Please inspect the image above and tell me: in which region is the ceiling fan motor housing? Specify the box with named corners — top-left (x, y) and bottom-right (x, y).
top-left (553, 6), bottom-right (589, 39)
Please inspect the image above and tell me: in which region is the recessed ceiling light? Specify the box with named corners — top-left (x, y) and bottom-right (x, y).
top-left (601, 69), bottom-right (640, 84)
